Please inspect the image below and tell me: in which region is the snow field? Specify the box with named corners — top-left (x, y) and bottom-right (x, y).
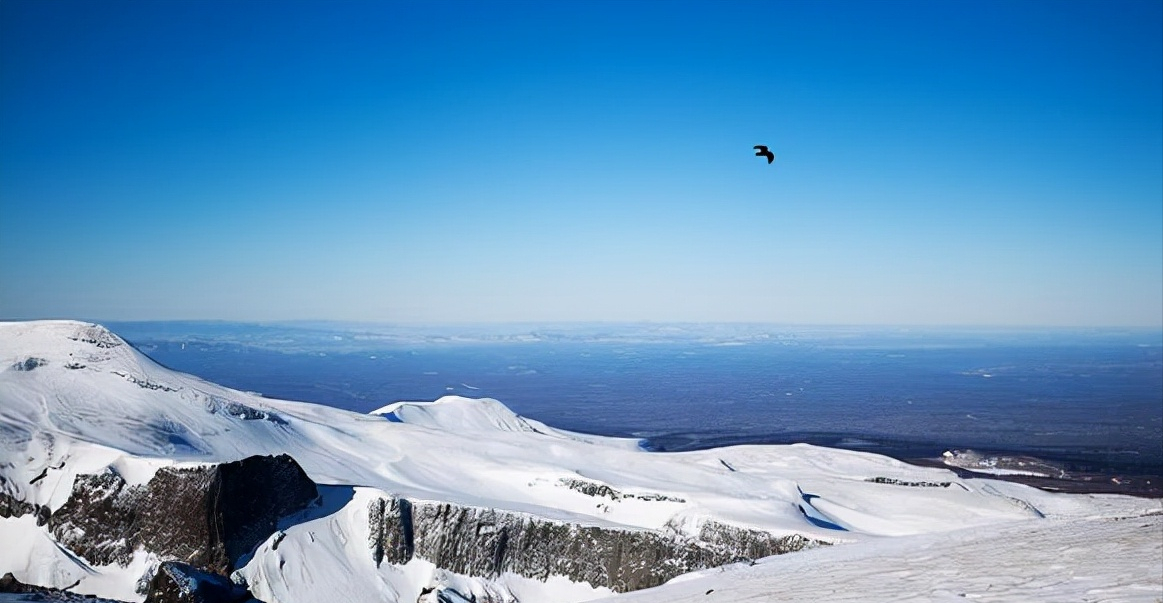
top-left (2, 321), bottom-right (1160, 602)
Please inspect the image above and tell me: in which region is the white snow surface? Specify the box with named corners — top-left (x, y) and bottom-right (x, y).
top-left (600, 510), bottom-right (1163, 603)
top-left (0, 320), bottom-right (1159, 602)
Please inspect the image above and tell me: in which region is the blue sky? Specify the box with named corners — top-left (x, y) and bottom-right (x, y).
top-left (2, 0), bottom-right (1160, 326)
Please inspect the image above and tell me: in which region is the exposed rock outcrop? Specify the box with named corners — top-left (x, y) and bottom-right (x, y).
top-left (36, 450), bottom-right (818, 597)
top-left (49, 454), bottom-right (318, 574)
top-left (10, 356), bottom-right (48, 371)
top-left (558, 477), bottom-right (686, 503)
top-left (144, 561), bottom-right (259, 603)
top-left (0, 572), bottom-right (128, 602)
top-left (0, 490), bottom-right (50, 525)
top-left (67, 324), bottom-right (123, 348)
top-left (865, 476), bottom-right (951, 488)
top-left (368, 497), bottom-right (413, 566)
top-left (368, 495), bottom-right (820, 593)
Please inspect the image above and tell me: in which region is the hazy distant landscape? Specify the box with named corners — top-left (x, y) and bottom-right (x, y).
top-left (110, 321), bottom-right (1163, 477)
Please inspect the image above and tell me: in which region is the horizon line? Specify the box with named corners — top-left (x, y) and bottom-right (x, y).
top-left (4, 317), bottom-right (1161, 332)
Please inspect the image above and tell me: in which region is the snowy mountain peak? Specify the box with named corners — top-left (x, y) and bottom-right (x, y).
top-left (374, 396), bottom-right (551, 434)
top-left (1, 320), bottom-right (181, 399)
top-left (1, 320), bottom-right (1159, 603)
top-left (2, 320), bottom-right (132, 368)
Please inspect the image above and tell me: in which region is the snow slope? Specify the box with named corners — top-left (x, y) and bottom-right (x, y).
top-left (1, 320), bottom-right (1160, 602)
top-left (601, 508), bottom-right (1163, 602)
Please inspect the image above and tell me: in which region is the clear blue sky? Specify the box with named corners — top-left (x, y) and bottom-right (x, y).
top-left (2, 0), bottom-right (1160, 326)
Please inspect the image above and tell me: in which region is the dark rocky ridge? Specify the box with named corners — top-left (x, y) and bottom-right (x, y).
top-left (10, 450), bottom-right (822, 599)
top-left (865, 476), bottom-right (951, 488)
top-left (1, 566), bottom-right (257, 603)
top-left (0, 490), bottom-right (50, 525)
top-left (144, 562), bottom-right (259, 603)
top-left (368, 495), bottom-right (822, 593)
top-left (48, 454), bottom-right (318, 575)
top-left (558, 477), bottom-right (686, 503)
top-left (0, 572), bottom-right (126, 602)
top-left (10, 357), bottom-right (48, 371)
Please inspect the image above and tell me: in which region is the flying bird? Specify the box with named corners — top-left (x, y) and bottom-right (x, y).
top-left (753, 145), bottom-right (775, 164)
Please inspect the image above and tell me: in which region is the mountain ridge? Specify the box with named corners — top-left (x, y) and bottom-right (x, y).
top-left (1, 320), bottom-right (1159, 602)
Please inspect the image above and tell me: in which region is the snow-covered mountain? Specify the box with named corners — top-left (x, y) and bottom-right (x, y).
top-left (1, 320), bottom-right (1159, 602)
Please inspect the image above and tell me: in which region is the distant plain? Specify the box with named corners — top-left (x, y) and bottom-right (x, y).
top-left (109, 322), bottom-right (1163, 484)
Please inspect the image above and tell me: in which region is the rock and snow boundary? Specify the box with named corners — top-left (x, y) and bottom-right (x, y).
top-left (0, 321), bottom-right (1160, 602)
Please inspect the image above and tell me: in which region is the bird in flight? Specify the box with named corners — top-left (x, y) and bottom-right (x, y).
top-left (753, 145), bottom-right (775, 164)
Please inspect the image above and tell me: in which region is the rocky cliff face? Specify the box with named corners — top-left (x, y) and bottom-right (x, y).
top-left (1, 565), bottom-right (259, 603)
top-left (10, 450), bottom-right (820, 599)
top-left (368, 495), bottom-right (820, 593)
top-left (48, 454), bottom-right (318, 575)
top-left (145, 561), bottom-right (259, 603)
top-left (0, 490), bottom-right (49, 525)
